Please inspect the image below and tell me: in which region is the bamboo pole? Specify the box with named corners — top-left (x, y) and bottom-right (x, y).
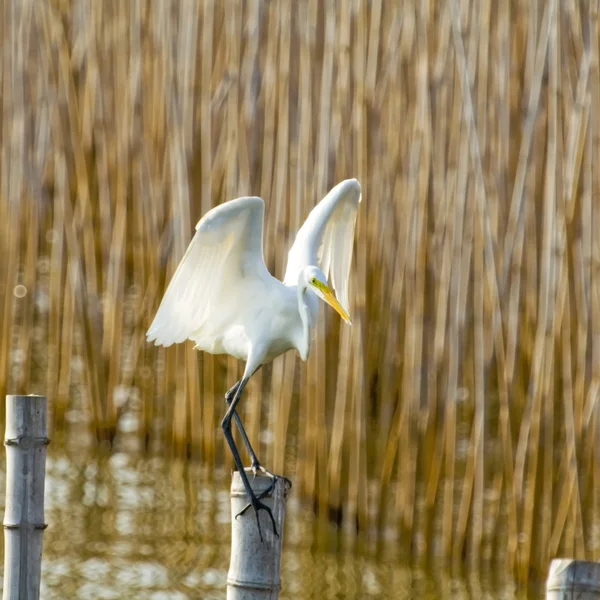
top-left (3, 395), bottom-right (49, 600)
top-left (546, 559), bottom-right (600, 599)
top-left (227, 472), bottom-right (288, 600)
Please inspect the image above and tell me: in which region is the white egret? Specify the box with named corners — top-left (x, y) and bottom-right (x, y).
top-left (147, 178), bottom-right (362, 539)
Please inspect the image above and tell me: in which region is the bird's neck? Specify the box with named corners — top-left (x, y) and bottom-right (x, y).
top-left (297, 283), bottom-right (317, 361)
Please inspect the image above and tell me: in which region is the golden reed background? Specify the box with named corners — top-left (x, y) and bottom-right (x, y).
top-left (1, 0), bottom-right (598, 585)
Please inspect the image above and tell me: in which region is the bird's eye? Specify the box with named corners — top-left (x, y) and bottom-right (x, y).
top-left (311, 277), bottom-right (317, 284)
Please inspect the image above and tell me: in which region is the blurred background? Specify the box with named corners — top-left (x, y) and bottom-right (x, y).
top-left (1, 0), bottom-right (599, 597)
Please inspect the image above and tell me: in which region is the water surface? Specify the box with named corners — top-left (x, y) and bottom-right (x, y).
top-left (0, 440), bottom-right (540, 599)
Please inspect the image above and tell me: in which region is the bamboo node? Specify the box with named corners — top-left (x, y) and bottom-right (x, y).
top-left (226, 580), bottom-right (281, 592)
top-left (3, 523), bottom-right (48, 530)
top-left (4, 436), bottom-right (51, 448)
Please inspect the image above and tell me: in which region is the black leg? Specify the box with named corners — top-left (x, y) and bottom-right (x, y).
top-left (225, 380), bottom-right (292, 489)
top-left (225, 381), bottom-right (258, 462)
top-left (222, 377), bottom-right (279, 541)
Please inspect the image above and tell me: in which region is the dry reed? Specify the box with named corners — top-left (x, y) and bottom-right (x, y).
top-left (1, 0), bottom-right (599, 586)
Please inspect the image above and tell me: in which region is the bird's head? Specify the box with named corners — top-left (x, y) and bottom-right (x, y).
top-left (303, 266), bottom-right (352, 325)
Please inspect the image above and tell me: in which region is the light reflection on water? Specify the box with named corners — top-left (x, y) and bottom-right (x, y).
top-left (0, 444), bottom-right (532, 599)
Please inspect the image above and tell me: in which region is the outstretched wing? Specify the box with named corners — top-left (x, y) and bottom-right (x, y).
top-left (283, 179), bottom-right (361, 313)
top-left (147, 197), bottom-right (269, 348)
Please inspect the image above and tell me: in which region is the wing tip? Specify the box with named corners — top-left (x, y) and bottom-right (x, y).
top-left (195, 195), bottom-right (264, 230)
top-left (337, 178), bottom-right (362, 201)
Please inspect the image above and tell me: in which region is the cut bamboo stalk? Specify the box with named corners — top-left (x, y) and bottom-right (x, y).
top-left (546, 559), bottom-right (600, 599)
top-left (3, 395), bottom-right (49, 600)
top-left (227, 472), bottom-right (288, 600)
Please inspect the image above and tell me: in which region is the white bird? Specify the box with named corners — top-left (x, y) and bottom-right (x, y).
top-left (147, 178), bottom-right (362, 539)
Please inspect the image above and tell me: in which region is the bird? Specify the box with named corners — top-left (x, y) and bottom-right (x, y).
top-left (147, 178), bottom-right (362, 540)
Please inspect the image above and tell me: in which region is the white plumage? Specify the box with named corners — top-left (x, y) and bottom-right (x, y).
top-left (147, 178), bottom-right (361, 375)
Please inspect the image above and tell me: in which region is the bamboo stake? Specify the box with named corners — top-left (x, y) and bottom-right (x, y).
top-left (3, 395), bottom-right (49, 600)
top-left (546, 559), bottom-right (600, 599)
top-left (227, 472), bottom-right (287, 600)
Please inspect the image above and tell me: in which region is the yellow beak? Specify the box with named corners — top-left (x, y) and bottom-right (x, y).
top-left (320, 285), bottom-right (352, 325)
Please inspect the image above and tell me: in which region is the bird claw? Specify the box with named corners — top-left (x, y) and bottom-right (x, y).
top-left (248, 462), bottom-right (292, 491)
top-left (235, 484), bottom-right (279, 542)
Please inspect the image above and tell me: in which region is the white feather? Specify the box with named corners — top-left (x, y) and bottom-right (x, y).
top-left (146, 196), bottom-right (269, 349)
top-left (283, 178), bottom-right (362, 313)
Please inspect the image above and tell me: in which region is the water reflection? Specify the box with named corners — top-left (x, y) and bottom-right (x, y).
top-left (0, 444), bottom-right (534, 598)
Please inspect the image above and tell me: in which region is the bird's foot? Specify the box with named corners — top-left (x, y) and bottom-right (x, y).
top-left (235, 484), bottom-right (279, 542)
top-left (248, 461), bottom-right (292, 491)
